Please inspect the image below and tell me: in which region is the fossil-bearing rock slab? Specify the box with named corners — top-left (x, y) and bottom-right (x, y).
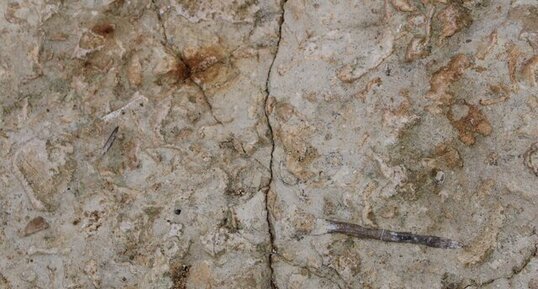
top-left (0, 0), bottom-right (536, 288)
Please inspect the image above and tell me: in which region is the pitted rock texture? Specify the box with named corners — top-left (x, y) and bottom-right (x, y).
top-left (0, 0), bottom-right (537, 289)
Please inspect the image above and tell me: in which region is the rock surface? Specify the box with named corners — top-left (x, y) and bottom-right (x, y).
top-left (0, 0), bottom-right (536, 288)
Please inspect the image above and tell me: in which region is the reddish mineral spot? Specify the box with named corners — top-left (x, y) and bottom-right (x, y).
top-left (426, 54), bottom-right (471, 104)
top-left (508, 5), bottom-right (538, 49)
top-left (23, 216), bottom-right (50, 236)
top-left (405, 37), bottom-right (429, 62)
top-left (447, 102), bottom-right (492, 145)
top-left (170, 262), bottom-right (191, 289)
top-left (183, 46), bottom-right (225, 82)
top-left (173, 45), bottom-right (238, 89)
top-left (506, 43), bottom-right (521, 84)
top-left (168, 59), bottom-right (191, 83)
top-left (91, 23), bottom-right (115, 37)
top-left (479, 83), bottom-right (509, 106)
top-left (436, 3), bottom-right (472, 40)
top-left (391, 0), bottom-right (415, 12)
top-left (433, 143), bottom-right (463, 169)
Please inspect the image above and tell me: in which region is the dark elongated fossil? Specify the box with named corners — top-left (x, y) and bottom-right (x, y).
top-left (102, 126), bottom-right (119, 155)
top-left (313, 219), bottom-right (462, 249)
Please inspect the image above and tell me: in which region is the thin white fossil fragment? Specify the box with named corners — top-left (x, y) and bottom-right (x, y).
top-left (101, 92), bottom-right (148, 121)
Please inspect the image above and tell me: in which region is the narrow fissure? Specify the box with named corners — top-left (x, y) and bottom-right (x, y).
top-left (263, 1), bottom-right (288, 288)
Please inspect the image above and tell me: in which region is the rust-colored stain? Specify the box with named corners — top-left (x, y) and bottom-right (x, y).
top-left (170, 263), bottom-right (191, 289)
top-left (23, 216), bottom-right (49, 236)
top-left (161, 46), bottom-right (228, 85)
top-left (436, 3), bottom-right (472, 40)
top-left (426, 54), bottom-right (471, 104)
top-left (183, 46), bottom-right (226, 83)
top-left (184, 46), bottom-right (222, 74)
top-left (424, 54), bottom-right (493, 145)
top-left (91, 23), bottom-right (115, 37)
top-left (168, 58), bottom-right (191, 83)
top-left (447, 102), bottom-right (492, 145)
top-left (433, 143), bottom-right (463, 169)
top-left (505, 42), bottom-right (521, 84)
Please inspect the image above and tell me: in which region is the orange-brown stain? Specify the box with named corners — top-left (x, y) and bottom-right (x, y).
top-left (182, 46), bottom-right (226, 84)
top-left (91, 23), bottom-right (115, 37)
top-left (167, 59), bottom-right (190, 83)
top-left (447, 102), bottom-right (492, 145)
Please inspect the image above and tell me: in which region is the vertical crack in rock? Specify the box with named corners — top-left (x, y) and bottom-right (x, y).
top-left (263, 1), bottom-right (287, 288)
top-left (151, 0), bottom-right (223, 125)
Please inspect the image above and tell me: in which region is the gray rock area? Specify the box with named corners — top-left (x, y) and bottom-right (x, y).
top-left (0, 0), bottom-right (536, 288)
